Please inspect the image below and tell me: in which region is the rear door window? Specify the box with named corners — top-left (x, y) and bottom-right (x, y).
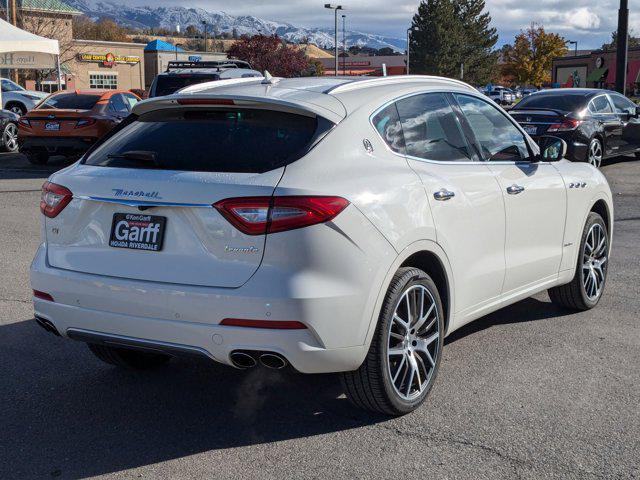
top-left (609, 94), bottom-right (636, 115)
top-left (589, 96), bottom-right (613, 114)
top-left (395, 93), bottom-right (472, 162)
top-left (82, 108), bottom-right (332, 173)
top-left (38, 93), bottom-right (101, 110)
top-left (372, 103), bottom-right (405, 154)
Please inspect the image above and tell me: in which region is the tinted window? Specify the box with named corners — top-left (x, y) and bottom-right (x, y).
top-left (517, 93), bottom-right (587, 112)
top-left (454, 94), bottom-right (530, 162)
top-left (372, 103), bottom-right (405, 153)
top-left (83, 109), bottom-right (329, 173)
top-left (108, 94), bottom-right (129, 115)
top-left (589, 96), bottom-right (613, 114)
top-left (38, 93), bottom-right (101, 110)
top-left (123, 93), bottom-right (139, 109)
top-left (1, 79), bottom-right (23, 92)
top-left (610, 94), bottom-right (636, 115)
top-left (395, 93), bottom-right (471, 162)
top-left (152, 74), bottom-right (219, 97)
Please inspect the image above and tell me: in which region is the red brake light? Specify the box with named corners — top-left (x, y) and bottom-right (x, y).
top-left (547, 119), bottom-right (582, 132)
top-left (74, 118), bottom-right (96, 128)
top-left (213, 196), bottom-right (349, 235)
top-left (40, 182), bottom-right (73, 218)
top-left (177, 98), bottom-right (235, 105)
top-left (220, 318), bottom-right (307, 329)
top-left (33, 290), bottom-right (54, 302)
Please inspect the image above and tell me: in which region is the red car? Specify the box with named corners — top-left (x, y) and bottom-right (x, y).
top-left (18, 89), bottom-right (140, 165)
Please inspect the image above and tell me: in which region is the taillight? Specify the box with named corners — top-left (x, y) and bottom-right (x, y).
top-left (74, 118), bottom-right (96, 128)
top-left (18, 117), bottom-right (30, 127)
top-left (33, 290), bottom-right (54, 302)
top-left (40, 182), bottom-right (73, 218)
top-left (177, 98), bottom-right (235, 105)
top-left (547, 119), bottom-right (582, 132)
top-left (213, 196), bottom-right (349, 235)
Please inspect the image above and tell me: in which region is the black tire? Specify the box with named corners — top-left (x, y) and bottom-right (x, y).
top-left (6, 102), bottom-right (26, 116)
top-left (88, 343), bottom-right (171, 369)
top-left (341, 267), bottom-right (444, 416)
top-left (2, 122), bottom-right (18, 152)
top-left (26, 151), bottom-right (48, 165)
top-left (548, 212), bottom-right (609, 311)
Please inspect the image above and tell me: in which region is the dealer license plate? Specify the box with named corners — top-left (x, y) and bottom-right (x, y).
top-left (109, 213), bottom-right (166, 252)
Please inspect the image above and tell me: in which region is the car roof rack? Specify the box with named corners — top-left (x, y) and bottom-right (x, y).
top-left (325, 75), bottom-right (475, 94)
top-left (166, 60), bottom-right (251, 71)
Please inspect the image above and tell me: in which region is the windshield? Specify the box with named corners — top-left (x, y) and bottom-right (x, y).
top-left (152, 74), bottom-right (220, 97)
top-left (1, 79), bottom-right (25, 93)
top-left (38, 93), bottom-right (101, 110)
top-left (83, 108), bottom-right (332, 173)
top-left (516, 94), bottom-right (587, 112)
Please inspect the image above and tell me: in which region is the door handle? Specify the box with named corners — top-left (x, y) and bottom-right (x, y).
top-left (433, 189), bottom-right (455, 201)
top-left (506, 184), bottom-right (525, 195)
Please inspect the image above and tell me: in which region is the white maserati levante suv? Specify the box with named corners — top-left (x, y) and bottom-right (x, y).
top-left (31, 75), bottom-right (613, 415)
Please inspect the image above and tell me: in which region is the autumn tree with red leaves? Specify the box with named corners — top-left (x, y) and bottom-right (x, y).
top-left (228, 35), bottom-right (313, 78)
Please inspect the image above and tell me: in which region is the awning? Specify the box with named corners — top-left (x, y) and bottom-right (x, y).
top-left (0, 17), bottom-right (59, 69)
top-left (606, 60), bottom-right (640, 85)
top-left (586, 67), bottom-right (608, 82)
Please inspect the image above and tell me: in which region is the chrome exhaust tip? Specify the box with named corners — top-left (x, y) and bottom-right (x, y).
top-left (229, 351), bottom-right (257, 369)
top-left (34, 316), bottom-right (60, 336)
top-left (259, 353), bottom-right (287, 370)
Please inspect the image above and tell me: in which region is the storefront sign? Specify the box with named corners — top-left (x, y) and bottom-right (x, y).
top-left (77, 52), bottom-right (141, 67)
top-left (0, 51), bottom-right (56, 69)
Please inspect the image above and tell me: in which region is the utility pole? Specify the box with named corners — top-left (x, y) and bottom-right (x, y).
top-left (615, 0), bottom-right (628, 94)
top-left (406, 26), bottom-right (417, 74)
top-left (10, 0), bottom-right (17, 83)
top-left (324, 4), bottom-right (343, 76)
top-left (202, 20), bottom-right (208, 53)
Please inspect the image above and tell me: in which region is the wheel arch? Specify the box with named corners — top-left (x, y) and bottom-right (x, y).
top-left (590, 198), bottom-right (611, 235)
top-left (5, 100), bottom-right (25, 111)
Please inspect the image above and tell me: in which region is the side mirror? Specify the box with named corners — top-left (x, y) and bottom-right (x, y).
top-left (535, 135), bottom-right (567, 162)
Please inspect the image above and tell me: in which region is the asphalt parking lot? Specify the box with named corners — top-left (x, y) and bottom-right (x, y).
top-left (0, 153), bottom-right (638, 479)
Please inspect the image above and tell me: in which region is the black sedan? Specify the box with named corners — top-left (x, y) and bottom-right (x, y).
top-left (0, 109), bottom-right (19, 153)
top-left (510, 89), bottom-right (640, 168)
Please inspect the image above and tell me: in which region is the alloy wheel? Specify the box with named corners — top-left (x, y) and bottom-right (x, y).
top-left (588, 139), bottom-right (602, 168)
top-left (387, 284), bottom-right (440, 401)
top-left (3, 123), bottom-right (18, 152)
top-left (582, 223), bottom-right (608, 301)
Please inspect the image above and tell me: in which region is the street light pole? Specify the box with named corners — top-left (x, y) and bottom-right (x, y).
top-left (615, 0), bottom-right (629, 94)
top-left (342, 14), bottom-right (346, 76)
top-left (324, 4), bottom-right (343, 76)
top-left (568, 40), bottom-right (578, 56)
top-left (406, 27), bottom-right (417, 75)
top-left (202, 20), bottom-right (208, 52)
top-left (175, 43), bottom-right (183, 61)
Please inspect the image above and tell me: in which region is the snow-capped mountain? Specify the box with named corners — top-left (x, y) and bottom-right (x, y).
top-left (66, 0), bottom-right (406, 52)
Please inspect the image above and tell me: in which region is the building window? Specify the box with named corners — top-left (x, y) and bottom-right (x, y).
top-left (89, 73), bottom-right (118, 89)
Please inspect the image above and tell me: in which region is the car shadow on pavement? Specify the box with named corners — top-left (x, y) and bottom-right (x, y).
top-left (445, 296), bottom-right (572, 345)
top-left (0, 153), bottom-right (72, 180)
top-left (0, 317), bottom-right (389, 479)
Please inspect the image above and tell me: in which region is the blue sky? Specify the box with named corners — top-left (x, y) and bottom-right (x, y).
top-left (143, 0), bottom-right (638, 48)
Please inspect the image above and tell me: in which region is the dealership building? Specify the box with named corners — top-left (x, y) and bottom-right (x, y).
top-left (552, 47), bottom-right (640, 92)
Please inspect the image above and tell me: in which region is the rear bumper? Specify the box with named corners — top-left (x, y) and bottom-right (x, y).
top-left (30, 244), bottom-right (371, 374)
top-left (20, 136), bottom-right (96, 154)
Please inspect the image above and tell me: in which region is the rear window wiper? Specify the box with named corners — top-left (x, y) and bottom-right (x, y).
top-left (107, 150), bottom-right (159, 166)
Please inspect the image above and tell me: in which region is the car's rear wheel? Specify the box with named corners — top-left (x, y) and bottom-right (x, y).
top-left (88, 343), bottom-right (171, 369)
top-left (2, 122), bottom-right (18, 152)
top-left (341, 267), bottom-right (444, 416)
top-left (26, 150), bottom-right (48, 165)
top-left (548, 212), bottom-right (608, 310)
top-left (587, 138), bottom-right (603, 168)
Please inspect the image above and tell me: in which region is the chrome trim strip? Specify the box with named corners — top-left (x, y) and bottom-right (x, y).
top-left (76, 196), bottom-right (213, 208)
top-left (66, 328), bottom-right (216, 360)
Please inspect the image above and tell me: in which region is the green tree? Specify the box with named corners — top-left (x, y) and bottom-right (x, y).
top-left (409, 0), bottom-right (497, 83)
top-left (503, 23), bottom-right (567, 87)
top-left (601, 30), bottom-right (640, 50)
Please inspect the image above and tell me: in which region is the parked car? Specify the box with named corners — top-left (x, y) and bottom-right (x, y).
top-left (1, 78), bottom-right (49, 115)
top-left (486, 88), bottom-right (514, 105)
top-left (509, 88), bottom-right (640, 168)
top-left (31, 76), bottom-right (613, 416)
top-left (18, 89), bottom-right (140, 165)
top-left (0, 109), bottom-right (19, 152)
top-left (148, 60), bottom-right (262, 98)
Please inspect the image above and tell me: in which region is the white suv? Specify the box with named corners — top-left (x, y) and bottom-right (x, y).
top-left (31, 76), bottom-right (613, 415)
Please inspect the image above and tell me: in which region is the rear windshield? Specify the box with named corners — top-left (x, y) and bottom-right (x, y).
top-left (82, 108), bottom-right (332, 173)
top-left (38, 93), bottom-right (101, 110)
top-left (152, 74), bottom-right (219, 97)
top-left (516, 94), bottom-right (587, 112)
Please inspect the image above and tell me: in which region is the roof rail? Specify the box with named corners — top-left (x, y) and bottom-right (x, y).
top-left (177, 76), bottom-right (265, 94)
top-left (166, 60), bottom-right (252, 71)
top-left (326, 75), bottom-right (475, 94)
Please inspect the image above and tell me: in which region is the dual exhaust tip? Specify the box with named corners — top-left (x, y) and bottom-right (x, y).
top-left (230, 350), bottom-right (287, 370)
